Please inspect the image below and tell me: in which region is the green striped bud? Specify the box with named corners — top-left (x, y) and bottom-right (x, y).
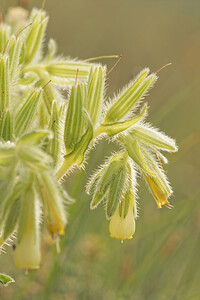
top-left (131, 124), bottom-right (178, 152)
top-left (0, 55), bottom-right (10, 113)
top-left (45, 60), bottom-right (90, 81)
top-left (24, 9), bottom-right (48, 64)
top-left (86, 66), bottom-right (106, 126)
top-left (15, 89), bottom-right (42, 136)
top-left (0, 24), bottom-right (11, 53)
top-left (7, 35), bottom-right (23, 81)
top-left (104, 69), bottom-right (157, 123)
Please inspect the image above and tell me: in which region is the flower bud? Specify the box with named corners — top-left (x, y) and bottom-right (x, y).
top-left (104, 69), bottom-right (157, 123)
top-left (86, 66), bottom-right (106, 126)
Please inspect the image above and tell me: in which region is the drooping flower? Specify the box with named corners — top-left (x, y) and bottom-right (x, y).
top-left (145, 174), bottom-right (170, 208)
top-left (109, 191), bottom-right (135, 240)
top-left (14, 186), bottom-right (41, 269)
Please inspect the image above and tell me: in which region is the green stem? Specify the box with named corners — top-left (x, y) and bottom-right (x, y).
top-left (23, 65), bottom-right (45, 74)
top-left (56, 156), bottom-right (76, 179)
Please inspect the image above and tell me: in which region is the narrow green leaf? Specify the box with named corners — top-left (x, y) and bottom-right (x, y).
top-left (24, 9), bottom-right (48, 64)
top-left (97, 105), bottom-right (146, 137)
top-left (48, 101), bottom-right (60, 166)
top-left (17, 130), bottom-right (50, 146)
top-left (131, 125), bottom-right (178, 152)
top-left (44, 39), bottom-right (57, 62)
top-left (0, 24), bottom-right (11, 53)
top-left (0, 274), bottom-right (15, 286)
top-left (2, 193), bottom-right (22, 241)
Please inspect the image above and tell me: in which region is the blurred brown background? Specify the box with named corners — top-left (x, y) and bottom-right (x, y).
top-left (0, 0), bottom-right (200, 299)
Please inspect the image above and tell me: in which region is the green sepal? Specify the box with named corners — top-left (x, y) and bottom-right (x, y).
top-left (48, 101), bottom-right (60, 166)
top-left (0, 144), bottom-right (15, 166)
top-left (2, 191), bottom-right (22, 241)
top-left (15, 89), bottom-right (43, 136)
top-left (57, 120), bottom-right (93, 179)
top-left (34, 77), bottom-right (63, 115)
top-left (16, 144), bottom-right (52, 172)
top-left (37, 171), bottom-right (67, 228)
top-left (64, 120), bottom-right (93, 165)
top-left (97, 104), bottom-right (146, 137)
top-left (0, 181), bottom-right (25, 229)
top-left (119, 135), bottom-right (155, 175)
top-left (86, 66), bottom-right (105, 125)
top-left (118, 188), bottom-right (131, 218)
top-left (0, 55), bottom-right (10, 113)
top-left (106, 168), bottom-right (127, 219)
top-left (1, 110), bottom-right (14, 142)
top-left (104, 69), bottom-right (157, 123)
top-left (44, 39), bottom-right (57, 62)
top-left (0, 274), bottom-right (15, 286)
top-left (7, 35), bottom-right (22, 81)
top-left (89, 153), bottom-right (127, 210)
top-left (64, 84), bottom-right (86, 154)
top-left (141, 147), bottom-right (172, 195)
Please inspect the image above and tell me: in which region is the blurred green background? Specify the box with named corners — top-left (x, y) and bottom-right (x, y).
top-left (0, 0), bottom-right (200, 299)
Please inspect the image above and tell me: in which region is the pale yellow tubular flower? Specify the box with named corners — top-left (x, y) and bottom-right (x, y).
top-left (38, 172), bottom-right (66, 239)
top-left (14, 228), bottom-right (41, 269)
top-left (145, 175), bottom-right (169, 208)
top-left (14, 187), bottom-right (41, 269)
top-left (109, 193), bottom-right (135, 241)
top-left (44, 193), bottom-right (65, 238)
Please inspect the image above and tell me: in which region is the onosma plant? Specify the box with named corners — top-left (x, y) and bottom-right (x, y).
top-left (0, 7), bottom-right (177, 270)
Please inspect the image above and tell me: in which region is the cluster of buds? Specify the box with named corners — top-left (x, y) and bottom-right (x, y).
top-left (0, 7), bottom-right (177, 270)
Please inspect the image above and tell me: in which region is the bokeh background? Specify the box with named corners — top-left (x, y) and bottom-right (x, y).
top-left (0, 0), bottom-right (200, 299)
